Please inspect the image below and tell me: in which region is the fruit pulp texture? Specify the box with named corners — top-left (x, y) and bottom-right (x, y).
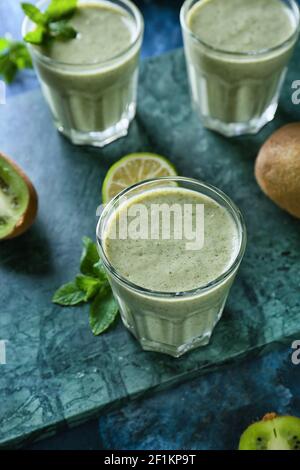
top-left (239, 416), bottom-right (300, 450)
top-left (0, 158), bottom-right (29, 238)
top-left (104, 187), bottom-right (239, 292)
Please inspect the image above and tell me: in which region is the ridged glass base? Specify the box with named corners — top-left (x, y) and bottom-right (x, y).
top-left (55, 102), bottom-right (136, 147)
top-left (200, 101), bottom-right (278, 138)
top-left (127, 324), bottom-right (212, 358)
top-left (120, 299), bottom-right (226, 358)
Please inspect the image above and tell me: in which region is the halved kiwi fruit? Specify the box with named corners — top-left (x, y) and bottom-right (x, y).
top-left (239, 413), bottom-right (300, 450)
top-left (0, 153), bottom-right (38, 240)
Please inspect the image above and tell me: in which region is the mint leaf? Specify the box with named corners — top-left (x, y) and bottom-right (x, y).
top-left (9, 42), bottom-right (32, 69)
top-left (89, 287), bottom-right (119, 335)
top-left (93, 259), bottom-right (108, 282)
top-left (0, 58), bottom-right (17, 84)
top-left (22, 0), bottom-right (78, 46)
top-left (0, 38), bottom-right (10, 53)
top-left (80, 236), bottom-right (100, 276)
top-left (21, 3), bottom-right (47, 25)
top-left (53, 235), bottom-right (116, 338)
top-left (46, 0), bottom-right (77, 22)
top-left (0, 39), bottom-right (32, 83)
top-left (80, 238), bottom-right (108, 280)
top-left (49, 20), bottom-right (77, 40)
top-left (53, 281), bottom-right (87, 306)
top-left (76, 274), bottom-right (102, 301)
top-left (24, 25), bottom-right (46, 45)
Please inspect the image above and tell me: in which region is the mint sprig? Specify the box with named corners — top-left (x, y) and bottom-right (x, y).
top-left (22, 3), bottom-right (48, 25)
top-left (90, 286), bottom-right (119, 335)
top-left (53, 237), bottom-right (119, 336)
top-left (80, 236), bottom-right (101, 277)
top-left (22, 0), bottom-right (78, 45)
top-left (48, 21), bottom-right (77, 40)
top-left (76, 274), bottom-right (102, 301)
top-left (52, 281), bottom-right (88, 306)
top-left (0, 38), bottom-right (33, 83)
top-left (46, 0), bottom-right (77, 21)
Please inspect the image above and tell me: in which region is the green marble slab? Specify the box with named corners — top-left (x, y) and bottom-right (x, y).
top-left (1, 46), bottom-right (300, 448)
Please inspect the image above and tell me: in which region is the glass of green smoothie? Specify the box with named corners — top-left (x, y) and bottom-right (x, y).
top-left (22, 0), bottom-right (144, 147)
top-left (96, 177), bottom-right (247, 357)
top-left (180, 0), bottom-right (300, 137)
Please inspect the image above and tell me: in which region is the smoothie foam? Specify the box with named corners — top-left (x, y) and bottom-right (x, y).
top-left (103, 187), bottom-right (239, 293)
top-left (187, 0), bottom-right (296, 53)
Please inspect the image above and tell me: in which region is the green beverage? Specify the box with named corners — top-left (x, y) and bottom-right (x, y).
top-left (97, 178), bottom-right (246, 357)
top-left (181, 0), bottom-right (299, 136)
top-left (23, 0), bottom-right (143, 147)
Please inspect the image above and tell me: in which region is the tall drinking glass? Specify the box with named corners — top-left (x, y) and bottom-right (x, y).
top-left (22, 0), bottom-right (144, 147)
top-left (97, 177), bottom-right (247, 357)
top-left (180, 0), bottom-right (299, 137)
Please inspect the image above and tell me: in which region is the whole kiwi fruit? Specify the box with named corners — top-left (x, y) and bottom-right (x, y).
top-left (255, 123), bottom-right (300, 218)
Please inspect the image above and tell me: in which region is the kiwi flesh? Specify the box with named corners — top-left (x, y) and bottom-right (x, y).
top-left (0, 153), bottom-right (38, 240)
top-left (239, 413), bottom-right (300, 450)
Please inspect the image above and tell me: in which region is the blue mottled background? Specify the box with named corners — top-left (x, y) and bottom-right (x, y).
top-left (1, 0), bottom-right (300, 450)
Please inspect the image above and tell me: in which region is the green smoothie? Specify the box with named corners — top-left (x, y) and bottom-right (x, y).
top-left (188, 0), bottom-right (294, 53)
top-left (181, 0), bottom-right (299, 136)
top-left (42, 3), bottom-right (134, 64)
top-left (104, 188), bottom-right (238, 292)
top-left (23, 0), bottom-right (143, 146)
top-left (98, 182), bottom-right (246, 357)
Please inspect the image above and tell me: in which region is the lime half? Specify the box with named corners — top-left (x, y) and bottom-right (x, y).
top-left (102, 152), bottom-right (177, 203)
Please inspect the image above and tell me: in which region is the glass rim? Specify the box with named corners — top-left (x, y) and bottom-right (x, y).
top-left (21, 0), bottom-right (144, 68)
top-left (96, 176), bottom-right (247, 299)
top-left (180, 0), bottom-right (300, 58)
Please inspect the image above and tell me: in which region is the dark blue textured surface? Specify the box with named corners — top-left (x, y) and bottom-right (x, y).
top-left (98, 348), bottom-right (299, 450)
top-left (29, 346), bottom-right (300, 450)
top-left (1, 0), bottom-right (300, 451)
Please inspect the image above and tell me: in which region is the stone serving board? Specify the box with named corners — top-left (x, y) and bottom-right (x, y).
top-left (1, 45), bottom-right (300, 448)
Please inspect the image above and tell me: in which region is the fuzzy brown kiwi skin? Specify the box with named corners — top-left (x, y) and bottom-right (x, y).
top-left (262, 412), bottom-right (278, 421)
top-left (255, 123), bottom-right (300, 219)
top-left (0, 153), bottom-right (38, 240)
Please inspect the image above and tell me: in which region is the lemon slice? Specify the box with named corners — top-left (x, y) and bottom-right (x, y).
top-left (102, 153), bottom-right (177, 203)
